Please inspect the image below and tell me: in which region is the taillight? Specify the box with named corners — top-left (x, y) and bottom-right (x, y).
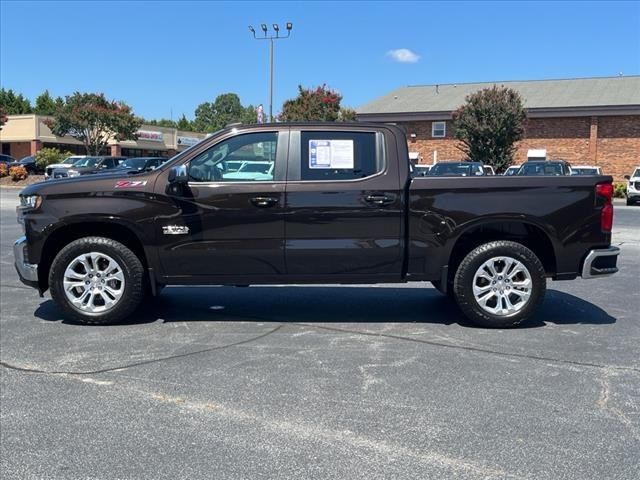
top-left (596, 182), bottom-right (613, 232)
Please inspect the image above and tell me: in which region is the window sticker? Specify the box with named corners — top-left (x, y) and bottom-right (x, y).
top-left (309, 139), bottom-right (354, 169)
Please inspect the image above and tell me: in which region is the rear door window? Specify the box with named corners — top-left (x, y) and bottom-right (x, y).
top-left (299, 131), bottom-right (381, 181)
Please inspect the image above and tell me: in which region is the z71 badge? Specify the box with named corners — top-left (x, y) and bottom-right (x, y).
top-left (115, 180), bottom-right (147, 189)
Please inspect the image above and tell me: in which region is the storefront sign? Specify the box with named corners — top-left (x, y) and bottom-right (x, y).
top-left (136, 130), bottom-right (164, 142)
top-left (177, 136), bottom-right (200, 147)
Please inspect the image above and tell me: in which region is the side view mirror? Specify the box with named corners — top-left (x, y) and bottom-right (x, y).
top-left (168, 164), bottom-right (188, 184)
top-left (624, 175), bottom-right (630, 180)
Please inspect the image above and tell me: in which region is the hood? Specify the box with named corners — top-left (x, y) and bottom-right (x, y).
top-left (20, 170), bottom-right (157, 197)
top-left (64, 166), bottom-right (105, 174)
top-left (47, 163), bottom-right (73, 169)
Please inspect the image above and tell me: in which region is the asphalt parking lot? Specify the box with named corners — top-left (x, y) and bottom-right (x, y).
top-left (1, 187), bottom-right (638, 480)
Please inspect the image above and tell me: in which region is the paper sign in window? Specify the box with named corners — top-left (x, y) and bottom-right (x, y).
top-left (309, 140), bottom-right (354, 169)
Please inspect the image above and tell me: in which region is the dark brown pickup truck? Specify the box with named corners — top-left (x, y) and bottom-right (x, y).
top-left (14, 123), bottom-right (619, 327)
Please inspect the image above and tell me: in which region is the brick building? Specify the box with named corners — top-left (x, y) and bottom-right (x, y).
top-left (356, 76), bottom-right (640, 180)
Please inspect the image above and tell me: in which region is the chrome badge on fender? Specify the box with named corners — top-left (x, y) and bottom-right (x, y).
top-left (162, 225), bottom-right (190, 235)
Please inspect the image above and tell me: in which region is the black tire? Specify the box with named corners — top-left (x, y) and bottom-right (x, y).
top-left (49, 237), bottom-right (145, 325)
top-left (453, 241), bottom-right (546, 328)
top-left (627, 198), bottom-right (634, 206)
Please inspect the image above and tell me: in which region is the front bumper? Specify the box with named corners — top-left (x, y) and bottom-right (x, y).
top-left (13, 236), bottom-right (39, 289)
top-left (581, 246), bottom-right (620, 279)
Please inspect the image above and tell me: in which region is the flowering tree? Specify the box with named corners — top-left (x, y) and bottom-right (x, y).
top-left (279, 85), bottom-right (347, 122)
top-left (45, 92), bottom-right (142, 155)
top-left (452, 86), bottom-right (527, 172)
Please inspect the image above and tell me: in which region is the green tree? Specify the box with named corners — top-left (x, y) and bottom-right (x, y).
top-left (34, 90), bottom-right (59, 115)
top-left (144, 118), bottom-right (177, 128)
top-left (45, 92), bottom-right (142, 155)
top-left (279, 85), bottom-right (343, 122)
top-left (338, 107), bottom-right (357, 122)
top-left (176, 114), bottom-right (192, 131)
top-left (452, 86), bottom-right (527, 172)
top-left (35, 147), bottom-right (74, 169)
top-left (0, 106), bottom-right (7, 130)
top-left (193, 93), bottom-right (252, 132)
top-left (0, 88), bottom-right (33, 114)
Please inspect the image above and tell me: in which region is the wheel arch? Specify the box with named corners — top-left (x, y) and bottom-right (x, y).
top-left (446, 219), bottom-right (557, 282)
top-left (38, 220), bottom-right (150, 292)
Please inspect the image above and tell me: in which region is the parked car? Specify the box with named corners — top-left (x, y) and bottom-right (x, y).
top-left (483, 165), bottom-right (496, 175)
top-left (52, 156), bottom-right (125, 178)
top-left (9, 155), bottom-right (44, 175)
top-left (14, 123), bottom-right (619, 328)
top-left (516, 160), bottom-right (572, 176)
top-left (624, 166), bottom-right (640, 206)
top-left (427, 161), bottom-right (485, 176)
top-left (571, 165), bottom-right (603, 176)
top-left (503, 165), bottom-right (520, 176)
top-left (45, 155), bottom-right (87, 179)
top-left (0, 154), bottom-right (16, 166)
top-left (112, 157), bottom-right (165, 174)
top-left (412, 164), bottom-right (432, 177)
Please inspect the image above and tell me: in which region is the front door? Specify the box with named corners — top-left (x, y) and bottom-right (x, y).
top-left (156, 129), bottom-right (288, 281)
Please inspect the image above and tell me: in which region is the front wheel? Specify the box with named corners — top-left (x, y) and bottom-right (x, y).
top-left (453, 241), bottom-right (546, 328)
top-left (49, 237), bottom-right (145, 325)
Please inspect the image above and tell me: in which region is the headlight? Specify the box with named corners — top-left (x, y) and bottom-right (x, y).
top-left (68, 170), bottom-right (80, 177)
top-left (20, 195), bottom-right (42, 209)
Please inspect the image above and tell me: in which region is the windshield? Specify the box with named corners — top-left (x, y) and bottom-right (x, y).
top-left (119, 158), bottom-right (147, 169)
top-left (517, 162), bottom-right (564, 176)
top-left (633, 169), bottom-right (640, 178)
top-left (63, 156), bottom-right (84, 164)
top-left (572, 168), bottom-right (598, 175)
top-left (72, 157), bottom-right (100, 167)
top-left (155, 128), bottom-right (226, 171)
top-left (428, 163), bottom-right (483, 176)
top-left (19, 156), bottom-right (35, 163)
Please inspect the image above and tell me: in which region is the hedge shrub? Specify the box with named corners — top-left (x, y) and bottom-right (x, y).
top-left (9, 165), bottom-right (28, 181)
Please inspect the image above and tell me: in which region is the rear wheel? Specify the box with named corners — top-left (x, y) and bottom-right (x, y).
top-left (453, 241), bottom-right (546, 328)
top-left (49, 237), bottom-right (144, 325)
top-left (627, 197), bottom-right (634, 206)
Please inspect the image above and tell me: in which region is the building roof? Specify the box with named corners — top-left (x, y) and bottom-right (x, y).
top-left (356, 76), bottom-right (640, 119)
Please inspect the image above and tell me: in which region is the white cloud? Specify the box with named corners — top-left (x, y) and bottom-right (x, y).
top-left (387, 48), bottom-right (420, 63)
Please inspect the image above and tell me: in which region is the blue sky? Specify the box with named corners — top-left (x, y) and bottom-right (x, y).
top-left (1, 0), bottom-right (639, 121)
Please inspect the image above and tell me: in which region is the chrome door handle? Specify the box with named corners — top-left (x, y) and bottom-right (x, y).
top-left (250, 196), bottom-right (279, 208)
top-left (365, 194), bottom-right (394, 206)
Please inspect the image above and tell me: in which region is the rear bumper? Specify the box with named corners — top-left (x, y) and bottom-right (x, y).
top-left (581, 246), bottom-right (620, 279)
top-left (13, 236), bottom-right (39, 289)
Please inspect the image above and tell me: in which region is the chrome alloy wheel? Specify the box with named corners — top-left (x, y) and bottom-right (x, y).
top-left (63, 252), bottom-right (125, 314)
top-left (472, 256), bottom-right (532, 317)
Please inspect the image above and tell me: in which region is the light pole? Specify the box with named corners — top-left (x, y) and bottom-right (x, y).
top-left (249, 22), bottom-right (292, 123)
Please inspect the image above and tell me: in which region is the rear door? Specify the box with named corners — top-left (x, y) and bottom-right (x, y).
top-left (284, 127), bottom-right (404, 280)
